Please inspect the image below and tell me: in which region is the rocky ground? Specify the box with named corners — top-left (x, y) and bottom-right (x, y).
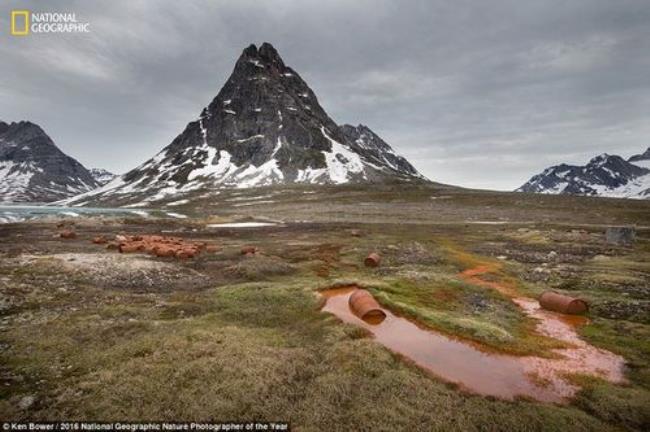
top-left (0, 186), bottom-right (649, 431)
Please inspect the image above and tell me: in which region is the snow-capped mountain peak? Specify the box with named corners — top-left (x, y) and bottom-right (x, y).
top-left (0, 121), bottom-right (99, 203)
top-left (629, 147), bottom-right (650, 169)
top-left (588, 153), bottom-right (611, 167)
top-left (65, 43), bottom-right (426, 206)
top-left (517, 150), bottom-right (650, 200)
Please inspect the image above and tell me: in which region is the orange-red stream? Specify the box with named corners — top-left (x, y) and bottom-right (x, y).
top-left (321, 267), bottom-right (626, 403)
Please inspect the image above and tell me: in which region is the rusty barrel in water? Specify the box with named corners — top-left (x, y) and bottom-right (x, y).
top-left (539, 291), bottom-right (588, 315)
top-left (349, 289), bottom-right (386, 324)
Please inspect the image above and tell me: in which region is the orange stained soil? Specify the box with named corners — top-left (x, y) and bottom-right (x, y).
top-left (321, 279), bottom-right (626, 403)
top-left (460, 265), bottom-right (519, 296)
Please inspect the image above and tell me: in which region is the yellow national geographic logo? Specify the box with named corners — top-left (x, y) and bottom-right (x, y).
top-left (11, 10), bottom-right (30, 36)
top-left (10, 10), bottom-right (90, 36)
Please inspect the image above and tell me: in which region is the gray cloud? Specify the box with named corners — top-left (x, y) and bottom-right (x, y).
top-left (2, 0), bottom-right (649, 190)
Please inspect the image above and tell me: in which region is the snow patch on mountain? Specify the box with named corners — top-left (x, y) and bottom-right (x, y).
top-left (0, 121), bottom-right (99, 203)
top-left (320, 127), bottom-right (365, 184)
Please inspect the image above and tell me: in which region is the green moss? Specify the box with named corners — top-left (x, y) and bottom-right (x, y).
top-left (580, 319), bottom-right (650, 389)
top-left (367, 276), bottom-right (563, 356)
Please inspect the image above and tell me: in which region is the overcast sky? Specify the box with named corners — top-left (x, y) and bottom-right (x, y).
top-left (2, 0), bottom-right (649, 190)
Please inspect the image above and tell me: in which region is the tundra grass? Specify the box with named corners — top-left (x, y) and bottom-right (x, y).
top-left (0, 278), bottom-right (617, 431)
top-left (2, 215), bottom-right (650, 430)
top-left (367, 276), bottom-right (565, 356)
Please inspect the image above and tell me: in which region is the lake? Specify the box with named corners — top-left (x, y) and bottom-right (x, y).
top-left (0, 204), bottom-right (147, 223)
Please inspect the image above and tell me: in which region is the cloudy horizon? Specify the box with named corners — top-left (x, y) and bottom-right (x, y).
top-left (2, 0), bottom-right (649, 190)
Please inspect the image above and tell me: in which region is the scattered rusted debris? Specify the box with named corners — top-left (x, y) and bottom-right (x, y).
top-left (92, 235), bottom-right (107, 244)
top-left (364, 252), bottom-right (381, 267)
top-left (96, 234), bottom-right (217, 260)
top-left (605, 226), bottom-right (636, 246)
top-left (539, 291), bottom-right (588, 315)
top-left (348, 288), bottom-right (386, 323)
top-left (118, 243), bottom-right (142, 253)
top-left (205, 245), bottom-right (220, 253)
top-left (59, 229), bottom-right (77, 239)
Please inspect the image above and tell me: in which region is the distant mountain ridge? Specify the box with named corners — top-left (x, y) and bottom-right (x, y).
top-left (629, 148), bottom-right (650, 168)
top-left (89, 168), bottom-right (117, 185)
top-left (0, 121), bottom-right (99, 203)
top-left (65, 42), bottom-right (426, 207)
top-left (517, 148), bottom-right (650, 199)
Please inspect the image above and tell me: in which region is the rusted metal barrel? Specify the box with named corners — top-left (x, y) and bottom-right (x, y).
top-left (364, 253), bottom-right (381, 267)
top-left (154, 245), bottom-right (175, 258)
top-left (539, 291), bottom-right (588, 315)
top-left (175, 248), bottom-right (196, 259)
top-left (241, 245), bottom-right (258, 255)
top-left (349, 289), bottom-right (386, 323)
top-left (59, 229), bottom-right (76, 239)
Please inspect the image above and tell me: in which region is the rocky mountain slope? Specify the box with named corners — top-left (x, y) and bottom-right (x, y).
top-left (517, 150), bottom-right (650, 199)
top-left (0, 121), bottom-right (99, 203)
top-left (65, 43), bottom-right (426, 207)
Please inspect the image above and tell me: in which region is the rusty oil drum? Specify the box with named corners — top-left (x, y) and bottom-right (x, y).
top-left (349, 289), bottom-right (387, 324)
top-left (539, 291), bottom-right (588, 315)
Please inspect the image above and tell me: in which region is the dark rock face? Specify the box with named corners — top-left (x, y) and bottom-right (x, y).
top-left (0, 121), bottom-right (99, 202)
top-left (517, 153), bottom-right (650, 199)
top-left (198, 42), bottom-right (342, 171)
top-left (68, 42), bottom-right (426, 205)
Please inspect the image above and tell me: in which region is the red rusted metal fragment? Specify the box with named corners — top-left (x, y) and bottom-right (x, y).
top-left (98, 233), bottom-right (213, 260)
top-left (241, 245), bottom-right (258, 255)
top-left (60, 229), bottom-right (77, 239)
top-left (118, 243), bottom-right (140, 253)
